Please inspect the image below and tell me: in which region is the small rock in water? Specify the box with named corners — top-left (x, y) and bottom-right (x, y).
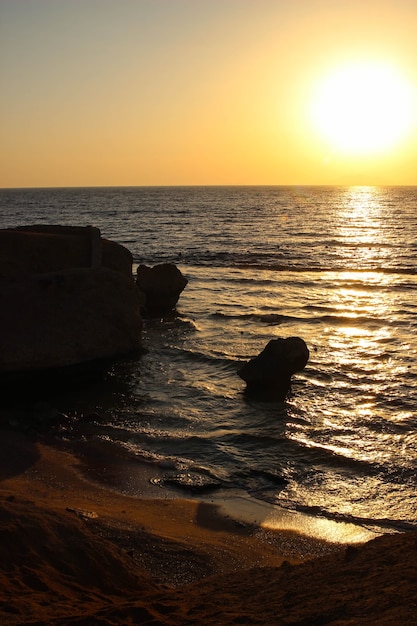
top-left (136, 263), bottom-right (188, 315)
top-left (238, 336), bottom-right (309, 401)
top-left (161, 471), bottom-right (223, 494)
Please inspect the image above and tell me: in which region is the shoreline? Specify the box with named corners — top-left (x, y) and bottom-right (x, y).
top-left (0, 427), bottom-right (349, 563)
top-left (1, 426), bottom-right (417, 624)
top-left (45, 425), bottom-right (382, 545)
top-left (67, 433), bottom-right (382, 546)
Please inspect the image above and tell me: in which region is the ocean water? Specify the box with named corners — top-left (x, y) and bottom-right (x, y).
top-left (1, 185), bottom-right (417, 533)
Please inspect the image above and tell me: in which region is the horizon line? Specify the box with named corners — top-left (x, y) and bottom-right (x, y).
top-left (2, 183), bottom-right (417, 191)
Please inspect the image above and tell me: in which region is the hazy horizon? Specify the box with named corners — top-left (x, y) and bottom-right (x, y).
top-left (2, 183), bottom-right (417, 191)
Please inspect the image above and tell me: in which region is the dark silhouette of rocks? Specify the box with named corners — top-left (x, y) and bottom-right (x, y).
top-left (238, 337), bottom-right (309, 400)
top-left (136, 263), bottom-right (188, 316)
top-left (0, 226), bottom-right (142, 391)
top-left (0, 225), bottom-right (133, 278)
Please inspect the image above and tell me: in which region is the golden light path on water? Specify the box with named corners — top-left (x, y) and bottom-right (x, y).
top-left (338, 186), bottom-right (392, 262)
top-left (288, 187), bottom-right (413, 474)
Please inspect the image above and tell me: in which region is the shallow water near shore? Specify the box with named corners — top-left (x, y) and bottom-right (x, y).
top-left (1, 185), bottom-right (417, 535)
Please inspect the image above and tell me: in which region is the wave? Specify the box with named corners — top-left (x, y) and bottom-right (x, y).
top-left (173, 251), bottom-right (417, 274)
top-left (290, 503), bottom-right (417, 532)
top-left (165, 345), bottom-right (240, 370)
top-left (210, 310), bottom-right (392, 329)
top-left (132, 247), bottom-right (417, 275)
top-left (211, 311), bottom-right (290, 325)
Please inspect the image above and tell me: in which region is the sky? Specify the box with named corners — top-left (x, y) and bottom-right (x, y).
top-left (1, 0), bottom-right (417, 188)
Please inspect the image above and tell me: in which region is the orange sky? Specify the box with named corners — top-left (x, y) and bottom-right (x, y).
top-left (1, 0), bottom-right (416, 188)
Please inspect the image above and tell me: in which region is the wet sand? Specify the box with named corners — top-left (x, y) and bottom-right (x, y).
top-left (1, 427), bottom-right (416, 625)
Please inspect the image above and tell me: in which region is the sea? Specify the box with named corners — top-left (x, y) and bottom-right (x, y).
top-left (1, 185), bottom-right (417, 537)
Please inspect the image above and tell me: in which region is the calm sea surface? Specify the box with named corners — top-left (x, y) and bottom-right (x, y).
top-left (1, 186), bottom-right (417, 533)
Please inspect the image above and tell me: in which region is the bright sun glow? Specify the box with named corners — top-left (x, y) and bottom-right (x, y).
top-left (311, 61), bottom-right (415, 155)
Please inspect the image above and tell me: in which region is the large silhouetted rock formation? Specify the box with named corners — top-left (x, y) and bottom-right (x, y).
top-left (0, 226), bottom-right (142, 389)
top-left (238, 337), bottom-right (309, 400)
top-left (0, 225), bottom-right (134, 278)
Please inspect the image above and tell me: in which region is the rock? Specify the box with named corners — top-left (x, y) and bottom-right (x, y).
top-left (0, 225), bottom-right (133, 278)
top-left (136, 263), bottom-right (188, 315)
top-left (0, 226), bottom-right (142, 392)
top-left (0, 267), bottom-right (142, 370)
top-left (237, 337), bottom-right (309, 400)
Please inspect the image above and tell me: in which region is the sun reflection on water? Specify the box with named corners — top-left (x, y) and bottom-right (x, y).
top-left (288, 185), bottom-right (414, 480)
top-left (333, 186), bottom-right (397, 269)
top-left (339, 186), bottom-right (382, 228)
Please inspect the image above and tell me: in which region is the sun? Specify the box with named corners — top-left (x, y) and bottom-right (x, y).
top-left (310, 60), bottom-right (414, 155)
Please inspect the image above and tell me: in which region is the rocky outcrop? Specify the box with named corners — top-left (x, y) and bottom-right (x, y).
top-left (0, 225), bottom-right (133, 278)
top-left (238, 337), bottom-right (309, 400)
top-left (136, 263), bottom-right (188, 315)
top-left (0, 226), bottom-right (142, 388)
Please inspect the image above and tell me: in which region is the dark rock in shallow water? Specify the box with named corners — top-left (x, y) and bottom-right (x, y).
top-left (136, 263), bottom-right (188, 316)
top-left (152, 471), bottom-right (224, 494)
top-left (238, 337), bottom-right (309, 401)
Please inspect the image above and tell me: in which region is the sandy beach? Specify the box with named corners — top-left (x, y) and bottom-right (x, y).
top-left (0, 427), bottom-right (416, 625)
